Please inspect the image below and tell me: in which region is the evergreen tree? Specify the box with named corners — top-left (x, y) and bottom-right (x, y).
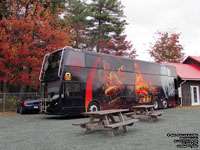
top-left (88, 0), bottom-right (127, 52)
top-left (64, 0), bottom-right (136, 57)
top-left (43, 0), bottom-right (66, 15)
top-left (64, 0), bottom-right (90, 49)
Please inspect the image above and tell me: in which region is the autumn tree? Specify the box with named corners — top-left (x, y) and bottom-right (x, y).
top-left (149, 31), bottom-right (185, 63)
top-left (0, 0), bottom-right (72, 92)
top-left (99, 35), bottom-right (137, 59)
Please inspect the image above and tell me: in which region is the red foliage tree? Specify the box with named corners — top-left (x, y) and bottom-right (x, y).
top-left (0, 0), bottom-right (72, 90)
top-left (99, 35), bottom-right (137, 59)
top-left (149, 31), bottom-right (185, 63)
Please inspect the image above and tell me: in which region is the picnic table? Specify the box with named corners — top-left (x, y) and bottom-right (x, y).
top-left (72, 109), bottom-right (139, 136)
top-left (125, 105), bottom-right (164, 122)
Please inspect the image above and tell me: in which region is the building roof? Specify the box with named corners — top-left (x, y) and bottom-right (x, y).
top-left (164, 62), bottom-right (200, 80)
top-left (182, 56), bottom-right (200, 63)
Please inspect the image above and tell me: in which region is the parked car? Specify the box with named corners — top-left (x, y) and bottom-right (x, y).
top-left (17, 98), bottom-right (40, 114)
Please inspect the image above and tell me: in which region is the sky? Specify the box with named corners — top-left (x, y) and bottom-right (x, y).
top-left (121, 0), bottom-right (200, 61)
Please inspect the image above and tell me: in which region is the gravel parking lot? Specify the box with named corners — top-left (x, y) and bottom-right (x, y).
top-left (0, 108), bottom-right (199, 150)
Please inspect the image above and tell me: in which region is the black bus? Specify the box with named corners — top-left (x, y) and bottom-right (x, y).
top-left (39, 46), bottom-right (178, 116)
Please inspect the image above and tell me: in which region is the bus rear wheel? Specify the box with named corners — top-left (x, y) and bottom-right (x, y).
top-left (162, 100), bottom-right (168, 109)
top-left (153, 99), bottom-right (159, 110)
top-left (87, 102), bottom-right (100, 112)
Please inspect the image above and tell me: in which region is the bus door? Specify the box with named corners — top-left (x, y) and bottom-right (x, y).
top-left (64, 81), bottom-right (84, 107)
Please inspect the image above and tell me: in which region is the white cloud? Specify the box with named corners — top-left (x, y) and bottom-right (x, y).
top-left (121, 0), bottom-right (200, 61)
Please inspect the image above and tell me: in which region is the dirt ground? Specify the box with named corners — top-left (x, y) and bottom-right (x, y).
top-left (0, 111), bottom-right (19, 115)
top-left (0, 107), bottom-right (199, 150)
top-left (1, 105), bottom-right (200, 115)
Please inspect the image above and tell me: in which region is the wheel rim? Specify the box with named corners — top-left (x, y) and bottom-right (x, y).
top-left (153, 101), bottom-right (158, 109)
top-left (89, 105), bottom-right (98, 112)
top-left (163, 100), bottom-right (168, 109)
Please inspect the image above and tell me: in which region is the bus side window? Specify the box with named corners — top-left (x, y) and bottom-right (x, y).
top-left (120, 59), bottom-right (134, 72)
top-left (122, 85), bottom-right (135, 97)
top-left (103, 56), bottom-right (119, 71)
top-left (85, 54), bottom-right (103, 69)
top-left (65, 82), bottom-right (81, 97)
top-left (73, 83), bottom-right (81, 96)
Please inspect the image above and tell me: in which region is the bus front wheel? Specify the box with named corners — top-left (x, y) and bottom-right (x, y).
top-left (87, 102), bottom-right (100, 112)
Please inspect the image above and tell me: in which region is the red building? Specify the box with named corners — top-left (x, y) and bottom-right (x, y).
top-left (165, 56), bottom-right (200, 106)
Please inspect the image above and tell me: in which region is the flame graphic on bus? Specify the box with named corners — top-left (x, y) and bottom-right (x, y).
top-left (99, 60), bottom-right (126, 106)
top-left (135, 63), bottom-right (152, 103)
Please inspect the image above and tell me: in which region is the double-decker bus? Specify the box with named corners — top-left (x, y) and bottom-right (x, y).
top-left (39, 46), bottom-right (178, 116)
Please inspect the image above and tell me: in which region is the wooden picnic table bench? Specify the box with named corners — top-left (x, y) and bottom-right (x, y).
top-left (126, 105), bottom-right (164, 122)
top-left (72, 109), bottom-right (139, 136)
top-left (148, 112), bottom-right (164, 120)
top-left (104, 119), bottom-right (138, 129)
top-left (72, 121), bottom-right (99, 128)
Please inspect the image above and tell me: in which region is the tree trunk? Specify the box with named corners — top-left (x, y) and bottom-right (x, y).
top-left (19, 84), bottom-right (25, 93)
top-left (3, 82), bottom-right (8, 93)
top-left (0, 81), bottom-right (2, 93)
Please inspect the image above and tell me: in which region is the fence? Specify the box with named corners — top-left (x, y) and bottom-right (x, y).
top-left (0, 93), bottom-right (39, 112)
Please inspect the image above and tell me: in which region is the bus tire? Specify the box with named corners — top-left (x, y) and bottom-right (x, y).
top-left (162, 99), bottom-right (168, 109)
top-left (87, 102), bottom-right (100, 112)
top-left (153, 99), bottom-right (159, 110)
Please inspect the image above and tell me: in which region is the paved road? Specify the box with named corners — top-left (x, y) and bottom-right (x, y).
top-left (0, 108), bottom-right (199, 150)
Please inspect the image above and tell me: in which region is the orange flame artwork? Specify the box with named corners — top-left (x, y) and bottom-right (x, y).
top-left (99, 60), bottom-right (126, 106)
top-left (135, 63), bottom-right (152, 103)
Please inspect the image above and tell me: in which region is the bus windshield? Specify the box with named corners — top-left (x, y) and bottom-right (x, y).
top-left (42, 50), bottom-right (63, 81)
